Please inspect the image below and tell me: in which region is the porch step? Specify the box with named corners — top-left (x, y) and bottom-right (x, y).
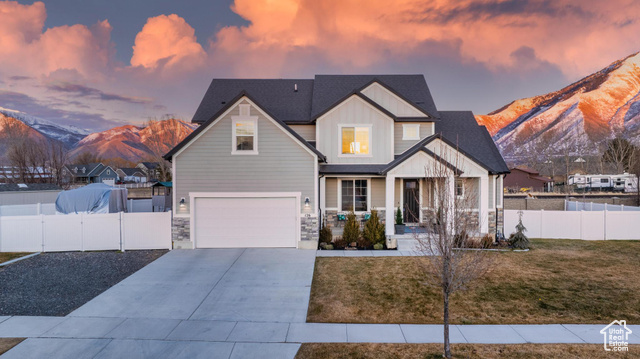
top-left (173, 240), bottom-right (194, 249)
top-left (396, 238), bottom-right (419, 252)
top-left (298, 239), bottom-right (319, 250)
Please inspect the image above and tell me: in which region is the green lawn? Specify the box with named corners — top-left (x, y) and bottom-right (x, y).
top-left (0, 253), bottom-right (32, 265)
top-left (307, 239), bottom-right (640, 324)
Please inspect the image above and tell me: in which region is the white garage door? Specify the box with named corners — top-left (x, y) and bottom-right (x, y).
top-left (193, 195), bottom-right (298, 248)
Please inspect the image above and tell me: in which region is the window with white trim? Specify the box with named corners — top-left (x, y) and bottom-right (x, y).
top-left (455, 179), bottom-right (464, 197)
top-left (341, 126), bottom-right (370, 155)
top-left (232, 104), bottom-right (258, 154)
top-left (402, 124), bottom-right (420, 140)
top-left (341, 179), bottom-right (368, 211)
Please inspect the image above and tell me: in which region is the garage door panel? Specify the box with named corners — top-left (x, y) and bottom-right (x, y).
top-left (194, 196), bottom-right (298, 248)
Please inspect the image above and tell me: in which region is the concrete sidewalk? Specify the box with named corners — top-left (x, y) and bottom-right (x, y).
top-left (1, 316), bottom-right (639, 358)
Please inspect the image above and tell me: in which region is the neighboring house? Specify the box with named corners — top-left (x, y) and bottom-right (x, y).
top-left (165, 75), bottom-right (509, 249)
top-left (137, 162), bottom-right (161, 181)
top-left (0, 183), bottom-right (62, 205)
top-left (504, 167), bottom-right (553, 192)
top-left (116, 168), bottom-right (147, 183)
top-left (63, 163), bottom-right (118, 185)
top-left (0, 166), bottom-right (53, 183)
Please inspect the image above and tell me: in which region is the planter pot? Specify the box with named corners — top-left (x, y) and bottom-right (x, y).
top-left (395, 224), bottom-right (405, 234)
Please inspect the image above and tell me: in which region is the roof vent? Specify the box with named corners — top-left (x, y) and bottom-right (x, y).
top-left (294, 83), bottom-right (298, 92)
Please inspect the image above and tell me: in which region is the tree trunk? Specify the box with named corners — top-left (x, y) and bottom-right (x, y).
top-left (443, 290), bottom-right (451, 358)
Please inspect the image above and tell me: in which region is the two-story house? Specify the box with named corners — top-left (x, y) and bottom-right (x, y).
top-left (164, 75), bottom-right (509, 249)
top-left (63, 163), bottom-right (118, 185)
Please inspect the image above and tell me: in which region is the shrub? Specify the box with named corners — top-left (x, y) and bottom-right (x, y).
top-left (319, 218), bottom-right (333, 244)
top-left (363, 210), bottom-right (386, 246)
top-left (343, 211), bottom-right (361, 244)
top-left (453, 230), bottom-right (469, 248)
top-left (509, 211), bottom-right (530, 249)
top-left (373, 243), bottom-right (384, 250)
top-left (332, 236), bottom-right (347, 249)
top-left (395, 206), bottom-right (403, 225)
top-left (480, 234), bottom-right (494, 249)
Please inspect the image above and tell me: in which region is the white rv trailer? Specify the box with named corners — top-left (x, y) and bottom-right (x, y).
top-left (568, 173), bottom-right (638, 192)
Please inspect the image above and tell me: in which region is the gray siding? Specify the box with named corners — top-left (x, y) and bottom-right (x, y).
top-left (175, 100), bottom-right (316, 213)
top-left (394, 122), bottom-right (435, 154)
top-left (316, 96), bottom-right (393, 164)
top-left (289, 125), bottom-right (316, 141)
top-left (488, 176), bottom-right (494, 208)
top-left (371, 178), bottom-right (385, 208)
top-left (325, 178), bottom-right (338, 208)
top-left (394, 178), bottom-right (401, 207)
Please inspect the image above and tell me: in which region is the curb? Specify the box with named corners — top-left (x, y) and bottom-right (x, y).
top-left (0, 253), bottom-right (41, 267)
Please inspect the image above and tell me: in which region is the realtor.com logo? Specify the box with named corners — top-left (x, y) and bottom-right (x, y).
top-left (600, 320), bottom-right (632, 352)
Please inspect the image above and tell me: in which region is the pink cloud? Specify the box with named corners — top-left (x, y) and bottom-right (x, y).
top-left (131, 14), bottom-right (206, 70)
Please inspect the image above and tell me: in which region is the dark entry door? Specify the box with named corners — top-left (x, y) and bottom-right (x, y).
top-left (404, 179), bottom-right (419, 223)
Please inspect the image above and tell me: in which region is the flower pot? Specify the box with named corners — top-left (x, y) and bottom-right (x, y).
top-left (395, 224), bottom-right (405, 234)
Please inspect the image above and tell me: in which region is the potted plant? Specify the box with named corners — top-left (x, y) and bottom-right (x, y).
top-left (394, 206), bottom-right (405, 234)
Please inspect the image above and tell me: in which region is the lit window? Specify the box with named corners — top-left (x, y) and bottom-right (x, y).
top-left (232, 105), bottom-right (258, 154)
top-left (402, 124), bottom-right (420, 140)
top-left (341, 127), bottom-right (370, 155)
top-left (341, 179), bottom-right (368, 211)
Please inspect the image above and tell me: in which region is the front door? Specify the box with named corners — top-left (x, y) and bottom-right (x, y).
top-left (404, 179), bottom-right (420, 223)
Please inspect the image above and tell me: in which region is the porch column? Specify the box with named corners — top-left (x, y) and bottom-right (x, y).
top-left (385, 175), bottom-right (395, 236)
top-left (319, 176), bottom-right (326, 215)
top-left (479, 175), bottom-right (489, 234)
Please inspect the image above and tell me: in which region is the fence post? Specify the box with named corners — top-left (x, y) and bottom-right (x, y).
top-left (539, 209), bottom-right (544, 238)
top-left (41, 214), bottom-right (45, 252)
top-left (580, 210), bottom-right (583, 240)
top-left (119, 211), bottom-right (125, 252)
top-left (36, 203), bottom-right (42, 215)
top-left (80, 213), bottom-right (85, 252)
top-left (621, 205), bottom-right (624, 212)
top-left (590, 202), bottom-right (593, 211)
top-left (604, 208), bottom-right (608, 240)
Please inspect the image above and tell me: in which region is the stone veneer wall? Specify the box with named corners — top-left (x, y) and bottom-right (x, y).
top-left (323, 210), bottom-right (386, 236)
top-left (172, 217), bottom-right (190, 242)
top-left (301, 216), bottom-right (319, 242)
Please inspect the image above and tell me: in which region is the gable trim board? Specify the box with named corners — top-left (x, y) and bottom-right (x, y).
top-left (164, 92), bottom-right (326, 162)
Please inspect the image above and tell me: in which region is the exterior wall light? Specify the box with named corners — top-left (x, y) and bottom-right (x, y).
top-left (179, 197), bottom-right (186, 208)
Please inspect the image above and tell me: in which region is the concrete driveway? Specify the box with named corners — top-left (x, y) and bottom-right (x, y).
top-left (69, 248), bottom-right (316, 323)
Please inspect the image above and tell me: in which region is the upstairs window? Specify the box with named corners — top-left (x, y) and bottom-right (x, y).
top-left (402, 124), bottom-right (420, 140)
top-left (455, 179), bottom-right (464, 197)
top-left (341, 126), bottom-right (370, 155)
top-left (232, 105), bottom-right (258, 154)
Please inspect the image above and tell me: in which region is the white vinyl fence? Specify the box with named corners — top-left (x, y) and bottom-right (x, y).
top-left (565, 200), bottom-right (640, 212)
top-left (0, 212), bottom-right (171, 252)
top-left (0, 199), bottom-right (155, 217)
top-left (504, 209), bottom-right (640, 240)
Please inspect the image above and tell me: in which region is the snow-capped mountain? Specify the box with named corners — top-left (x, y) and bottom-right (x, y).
top-left (0, 107), bottom-right (90, 147)
top-left (70, 119), bottom-right (196, 162)
top-left (476, 52), bottom-right (640, 161)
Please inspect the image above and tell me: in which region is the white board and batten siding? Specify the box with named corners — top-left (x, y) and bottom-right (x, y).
top-left (174, 99), bottom-right (317, 215)
top-left (316, 95), bottom-right (394, 165)
top-left (0, 212), bottom-right (171, 252)
top-left (361, 83), bottom-right (424, 117)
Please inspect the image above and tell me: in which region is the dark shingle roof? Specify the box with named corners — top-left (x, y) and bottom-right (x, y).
top-left (436, 111), bottom-right (510, 174)
top-left (311, 75), bottom-right (439, 120)
top-left (192, 79), bottom-right (314, 125)
top-left (0, 183), bottom-right (62, 192)
top-left (190, 75), bottom-right (438, 125)
top-left (319, 164), bottom-right (388, 175)
top-left (118, 168), bottom-right (145, 176)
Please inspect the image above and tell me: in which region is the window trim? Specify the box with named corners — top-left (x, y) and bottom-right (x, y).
top-left (338, 124), bottom-right (373, 157)
top-left (338, 178), bottom-right (370, 213)
top-left (402, 124), bottom-right (420, 140)
top-left (455, 179), bottom-right (464, 198)
top-left (231, 109), bottom-right (259, 155)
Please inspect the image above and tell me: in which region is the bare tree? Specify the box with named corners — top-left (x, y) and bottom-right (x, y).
top-left (603, 136), bottom-right (636, 173)
top-left (411, 141), bottom-right (494, 359)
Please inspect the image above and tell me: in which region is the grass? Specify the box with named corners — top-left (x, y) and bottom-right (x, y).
top-left (0, 253), bottom-right (32, 265)
top-left (0, 338), bottom-right (24, 355)
top-left (307, 238), bottom-right (640, 324)
top-left (295, 343), bottom-right (640, 359)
